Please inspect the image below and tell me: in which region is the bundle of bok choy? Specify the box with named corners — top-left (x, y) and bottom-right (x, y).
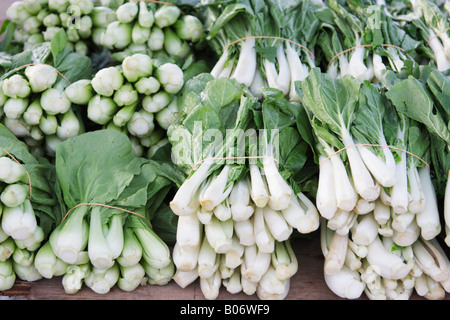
top-left (37, 129), bottom-right (183, 294)
top-left (201, 0), bottom-right (317, 102)
top-left (98, 0), bottom-right (205, 67)
top-left (64, 52), bottom-right (185, 158)
top-left (297, 64), bottom-right (449, 300)
top-left (0, 123), bottom-right (59, 290)
top-left (0, 29), bottom-right (92, 158)
top-left (5, 0), bottom-right (103, 56)
top-left (168, 72), bottom-right (318, 300)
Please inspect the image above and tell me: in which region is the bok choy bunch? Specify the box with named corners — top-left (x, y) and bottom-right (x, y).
top-left (201, 0), bottom-right (318, 102)
top-left (98, 0), bottom-right (204, 67)
top-left (168, 74), bottom-right (318, 300)
top-left (0, 30), bottom-right (92, 158)
top-left (64, 53), bottom-right (185, 158)
top-left (298, 66), bottom-right (448, 300)
top-left (385, 64), bottom-right (450, 247)
top-left (40, 129), bottom-right (182, 294)
top-left (0, 124), bottom-right (58, 290)
top-left (5, 0), bottom-right (102, 56)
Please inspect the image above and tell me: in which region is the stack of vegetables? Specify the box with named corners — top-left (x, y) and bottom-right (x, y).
top-left (98, 0), bottom-right (205, 67)
top-left (293, 0), bottom-right (450, 300)
top-left (168, 73), bottom-right (319, 300)
top-left (5, 0), bottom-right (102, 56)
top-left (0, 0), bottom-right (449, 302)
top-left (36, 128), bottom-right (184, 294)
top-left (64, 52), bottom-right (185, 158)
top-left (0, 29), bottom-right (92, 158)
top-left (0, 124), bottom-right (58, 290)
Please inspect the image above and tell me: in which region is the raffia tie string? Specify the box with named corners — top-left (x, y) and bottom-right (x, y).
top-left (319, 143), bottom-right (430, 170)
top-left (223, 36), bottom-right (316, 60)
top-left (188, 155), bottom-right (280, 176)
top-left (62, 202), bottom-right (151, 226)
top-left (327, 44), bottom-right (405, 68)
top-left (1, 147), bottom-right (32, 199)
top-left (12, 63), bottom-right (71, 85)
top-left (426, 28), bottom-right (450, 47)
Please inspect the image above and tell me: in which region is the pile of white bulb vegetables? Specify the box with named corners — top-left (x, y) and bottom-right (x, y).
top-left (0, 63), bottom-right (83, 158)
top-left (64, 53), bottom-right (183, 158)
top-left (317, 141), bottom-right (450, 300)
top-left (170, 156), bottom-right (320, 300)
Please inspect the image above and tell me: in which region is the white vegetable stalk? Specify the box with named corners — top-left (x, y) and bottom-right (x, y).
top-left (2, 75), bottom-right (30, 99)
top-left (285, 42), bottom-right (309, 102)
top-left (134, 225), bottom-right (171, 269)
top-left (357, 142), bottom-right (396, 188)
top-left (249, 164), bottom-right (269, 208)
top-left (427, 31), bottom-right (450, 72)
top-left (204, 216), bottom-right (233, 254)
top-left (173, 241), bottom-right (199, 272)
top-left (117, 263), bottom-right (145, 292)
top-left (25, 64), bottom-right (58, 93)
top-left (200, 269), bottom-right (222, 300)
top-left (229, 178), bottom-right (254, 221)
top-left (263, 156), bottom-right (291, 211)
top-left (127, 110), bottom-right (155, 138)
top-left (117, 227), bottom-right (142, 267)
top-left (263, 206), bottom-right (292, 242)
top-left (0, 237), bottom-right (15, 261)
top-left (49, 206), bottom-right (89, 265)
top-left (234, 218), bottom-right (255, 246)
top-left (1, 183), bottom-right (28, 207)
top-left (263, 44), bottom-right (291, 96)
top-left (223, 268), bottom-right (242, 294)
top-left (390, 151), bottom-right (409, 214)
top-left (416, 167), bottom-right (441, 240)
top-left (323, 226), bottom-right (348, 276)
top-left (34, 240), bottom-right (68, 279)
top-left (122, 54), bottom-right (153, 83)
top-left (91, 67), bottom-right (124, 97)
top-left (327, 208), bottom-right (355, 235)
top-left (4, 98), bottom-right (28, 120)
top-left (156, 96), bottom-right (179, 130)
top-left (0, 157), bottom-right (27, 184)
top-left (412, 239), bottom-right (449, 283)
top-left (407, 165), bottom-right (425, 214)
top-left (351, 212), bottom-right (378, 246)
top-left (170, 158), bottom-right (213, 216)
top-left (56, 110), bottom-right (81, 140)
top-left (230, 38), bottom-right (257, 87)
top-left (23, 100), bottom-right (43, 126)
top-left (143, 260), bottom-right (174, 285)
top-left (257, 265), bottom-right (291, 300)
top-left (224, 235), bottom-right (244, 269)
top-left (87, 95), bottom-right (118, 125)
top-left (198, 235), bottom-right (219, 278)
top-left (316, 155), bottom-right (338, 219)
top-left (176, 213), bottom-right (202, 251)
top-left (40, 88), bottom-right (71, 115)
top-left (340, 126), bottom-right (380, 202)
top-left (271, 240), bottom-right (298, 281)
top-left (254, 207), bottom-right (275, 253)
top-left (84, 263), bottom-right (120, 294)
top-left (391, 218), bottom-right (420, 247)
top-left (324, 265), bottom-right (365, 299)
top-left (13, 260), bottom-right (42, 282)
top-left (0, 260), bottom-right (15, 290)
top-left (173, 268), bottom-right (199, 288)
top-left (366, 236), bottom-right (413, 280)
top-left (372, 53), bottom-right (387, 82)
top-left (155, 63), bottom-right (184, 94)
top-left (346, 40), bottom-right (373, 81)
top-left (241, 244), bottom-right (271, 283)
top-left (62, 263), bottom-right (89, 294)
top-left (200, 165), bottom-right (233, 212)
top-left (1, 199), bottom-right (37, 241)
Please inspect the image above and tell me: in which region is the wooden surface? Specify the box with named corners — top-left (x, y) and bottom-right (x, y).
top-left (0, 232), bottom-right (439, 301)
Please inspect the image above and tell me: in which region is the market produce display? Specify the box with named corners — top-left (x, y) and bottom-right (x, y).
top-left (0, 0), bottom-right (448, 301)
